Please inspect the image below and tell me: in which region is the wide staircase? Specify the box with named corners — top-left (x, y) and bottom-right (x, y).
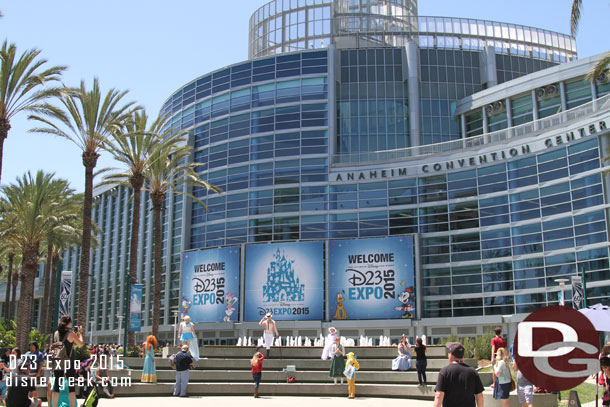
top-left (113, 346), bottom-right (486, 399)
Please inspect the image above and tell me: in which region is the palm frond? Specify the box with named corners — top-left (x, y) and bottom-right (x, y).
top-left (585, 52), bottom-right (610, 83)
top-left (570, 0), bottom-right (583, 35)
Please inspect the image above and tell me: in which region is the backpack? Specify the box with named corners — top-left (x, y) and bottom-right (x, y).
top-left (50, 331), bottom-right (71, 361)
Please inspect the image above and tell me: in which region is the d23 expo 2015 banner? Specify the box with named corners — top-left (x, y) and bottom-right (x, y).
top-left (244, 241), bottom-right (324, 321)
top-left (329, 236), bottom-right (415, 320)
top-left (181, 246), bottom-right (240, 322)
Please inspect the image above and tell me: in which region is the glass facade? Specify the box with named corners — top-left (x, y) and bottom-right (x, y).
top-left (26, 0), bottom-right (610, 344)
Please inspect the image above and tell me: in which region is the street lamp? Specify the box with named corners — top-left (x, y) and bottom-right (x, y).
top-left (555, 278), bottom-right (570, 306)
top-left (173, 311), bottom-right (179, 346)
top-left (117, 315), bottom-right (124, 346)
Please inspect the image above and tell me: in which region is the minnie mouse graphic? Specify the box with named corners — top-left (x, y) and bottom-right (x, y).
top-left (394, 287), bottom-right (415, 319)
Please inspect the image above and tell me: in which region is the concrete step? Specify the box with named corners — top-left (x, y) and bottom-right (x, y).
top-left (123, 357), bottom-right (474, 371)
top-left (162, 346), bottom-right (448, 359)
top-left (124, 368), bottom-right (493, 386)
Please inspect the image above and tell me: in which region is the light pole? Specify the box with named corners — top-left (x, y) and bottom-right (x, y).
top-left (117, 315), bottom-right (124, 347)
top-left (555, 278), bottom-right (570, 306)
top-left (173, 311), bottom-right (179, 346)
top-left (89, 321), bottom-right (94, 345)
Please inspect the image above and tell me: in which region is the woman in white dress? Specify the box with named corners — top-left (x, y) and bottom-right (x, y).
top-left (321, 327), bottom-right (337, 360)
top-left (178, 315), bottom-right (200, 360)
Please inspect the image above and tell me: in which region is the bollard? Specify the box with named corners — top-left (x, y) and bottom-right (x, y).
top-left (568, 390), bottom-right (581, 407)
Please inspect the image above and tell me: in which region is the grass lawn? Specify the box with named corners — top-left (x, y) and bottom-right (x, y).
top-left (559, 382), bottom-right (604, 405)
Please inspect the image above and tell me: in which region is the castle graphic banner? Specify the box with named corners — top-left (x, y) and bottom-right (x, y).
top-left (181, 246), bottom-right (240, 323)
top-left (244, 241), bottom-right (324, 321)
top-left (329, 236), bottom-right (415, 320)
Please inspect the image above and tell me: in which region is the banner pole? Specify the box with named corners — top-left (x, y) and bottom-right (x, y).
top-left (52, 260), bottom-right (63, 329)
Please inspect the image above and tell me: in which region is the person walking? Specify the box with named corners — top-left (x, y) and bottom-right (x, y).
top-left (321, 327), bottom-right (337, 360)
top-left (344, 352), bottom-right (360, 399)
top-left (141, 335), bottom-right (158, 383)
top-left (173, 345), bottom-right (194, 398)
top-left (259, 313), bottom-right (279, 358)
top-left (493, 347), bottom-right (512, 407)
top-left (250, 349), bottom-right (265, 398)
top-left (392, 335), bottom-right (412, 371)
top-left (513, 360), bottom-right (533, 407)
top-left (329, 336), bottom-right (346, 385)
top-left (491, 327), bottom-right (507, 364)
top-left (51, 315), bottom-right (84, 407)
top-left (433, 342), bottom-right (484, 407)
top-left (414, 337), bottom-right (428, 386)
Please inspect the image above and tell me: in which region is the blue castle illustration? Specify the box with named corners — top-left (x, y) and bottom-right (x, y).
top-left (263, 249), bottom-right (305, 302)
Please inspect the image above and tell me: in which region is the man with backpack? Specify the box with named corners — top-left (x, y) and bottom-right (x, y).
top-left (172, 345), bottom-right (194, 398)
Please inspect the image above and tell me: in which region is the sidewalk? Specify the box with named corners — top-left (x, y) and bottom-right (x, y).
top-left (95, 396), bottom-right (434, 407)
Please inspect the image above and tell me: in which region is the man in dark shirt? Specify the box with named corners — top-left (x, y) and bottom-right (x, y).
top-left (434, 342), bottom-right (484, 407)
top-left (173, 345), bottom-right (194, 397)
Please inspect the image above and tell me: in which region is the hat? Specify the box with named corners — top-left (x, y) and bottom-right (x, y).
top-left (329, 327), bottom-right (336, 333)
top-left (265, 313), bottom-right (272, 317)
top-left (181, 344), bottom-right (189, 351)
top-left (446, 342), bottom-right (465, 359)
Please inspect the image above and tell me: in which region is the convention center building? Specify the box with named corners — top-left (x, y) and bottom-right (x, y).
top-left (43, 0), bottom-right (610, 345)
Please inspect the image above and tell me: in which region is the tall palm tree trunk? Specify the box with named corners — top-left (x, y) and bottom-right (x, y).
top-left (77, 151), bottom-right (98, 328)
top-left (40, 244), bottom-right (52, 334)
top-left (127, 179), bottom-right (143, 346)
top-left (151, 192), bottom-right (164, 338)
top-left (11, 269), bottom-right (18, 319)
top-left (46, 252), bottom-right (60, 332)
top-left (4, 253), bottom-right (13, 322)
top-left (16, 244), bottom-right (38, 349)
top-left (0, 119), bottom-right (10, 186)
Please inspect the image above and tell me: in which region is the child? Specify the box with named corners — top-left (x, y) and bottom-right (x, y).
top-left (250, 349), bottom-right (265, 398)
top-left (345, 352), bottom-right (360, 399)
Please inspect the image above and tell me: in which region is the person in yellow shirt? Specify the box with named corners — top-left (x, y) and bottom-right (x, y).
top-left (344, 352), bottom-right (360, 399)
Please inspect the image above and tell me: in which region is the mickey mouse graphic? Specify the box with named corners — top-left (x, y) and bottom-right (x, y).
top-left (394, 287), bottom-right (415, 319)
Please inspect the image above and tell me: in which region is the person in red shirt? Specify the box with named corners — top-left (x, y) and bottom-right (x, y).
top-left (250, 349), bottom-right (265, 398)
top-left (490, 327), bottom-right (507, 364)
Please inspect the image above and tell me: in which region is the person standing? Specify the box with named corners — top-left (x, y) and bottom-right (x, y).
top-left (178, 316), bottom-right (197, 348)
top-left (513, 360), bottom-right (533, 407)
top-left (433, 342), bottom-right (484, 407)
top-left (414, 337), bottom-right (428, 387)
top-left (321, 327), bottom-right (337, 360)
top-left (599, 350), bottom-right (609, 407)
top-left (493, 347), bottom-right (512, 407)
top-left (141, 335), bottom-right (157, 383)
top-left (250, 350), bottom-right (265, 398)
top-left (392, 335), bottom-right (412, 371)
top-left (51, 315), bottom-right (84, 407)
top-left (173, 345), bottom-right (194, 398)
top-left (25, 342), bottom-right (44, 404)
top-left (345, 352), bottom-right (360, 399)
top-left (490, 327), bottom-right (507, 364)
top-left (259, 313), bottom-right (279, 358)
top-left (329, 336), bottom-right (345, 385)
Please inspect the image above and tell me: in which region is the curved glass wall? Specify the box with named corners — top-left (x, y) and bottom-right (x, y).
top-left (249, 0), bottom-right (576, 63)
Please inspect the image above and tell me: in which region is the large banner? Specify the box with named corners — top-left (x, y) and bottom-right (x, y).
top-left (244, 241), bottom-right (324, 321)
top-left (571, 276), bottom-right (584, 310)
top-left (129, 284), bottom-right (143, 332)
top-left (181, 246), bottom-right (240, 322)
top-left (58, 271), bottom-right (73, 317)
top-left (329, 236), bottom-right (415, 320)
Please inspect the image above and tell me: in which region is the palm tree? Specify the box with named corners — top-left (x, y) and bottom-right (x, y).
top-left (0, 40), bottom-right (66, 185)
top-left (144, 131), bottom-right (221, 337)
top-left (28, 78), bottom-right (137, 327)
top-left (40, 192), bottom-right (83, 335)
top-left (0, 241), bottom-right (17, 322)
top-left (570, 0), bottom-right (609, 82)
top-left (0, 171), bottom-right (75, 348)
top-left (101, 110), bottom-right (169, 345)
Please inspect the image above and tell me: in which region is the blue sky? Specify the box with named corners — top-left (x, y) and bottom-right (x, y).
top-left (2, 0), bottom-right (609, 192)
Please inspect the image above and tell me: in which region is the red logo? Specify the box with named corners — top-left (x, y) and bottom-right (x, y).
top-left (513, 305), bottom-right (599, 391)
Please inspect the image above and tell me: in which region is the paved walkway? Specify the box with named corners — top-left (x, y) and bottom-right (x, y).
top-left (92, 396), bottom-right (434, 407)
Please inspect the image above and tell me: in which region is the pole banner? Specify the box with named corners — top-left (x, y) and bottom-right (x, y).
top-left (571, 276), bottom-right (584, 310)
top-left (129, 284), bottom-right (143, 332)
top-left (58, 271), bottom-right (73, 317)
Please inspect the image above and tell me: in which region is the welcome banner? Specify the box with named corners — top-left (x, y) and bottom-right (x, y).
top-left (181, 246), bottom-right (240, 322)
top-left (329, 236), bottom-right (415, 320)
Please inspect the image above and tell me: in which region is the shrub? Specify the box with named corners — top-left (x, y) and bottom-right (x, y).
top-left (28, 329), bottom-right (50, 349)
top-left (475, 330), bottom-right (495, 360)
top-left (0, 320), bottom-right (16, 349)
top-left (72, 345), bottom-right (91, 361)
top-left (126, 345), bottom-right (141, 357)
